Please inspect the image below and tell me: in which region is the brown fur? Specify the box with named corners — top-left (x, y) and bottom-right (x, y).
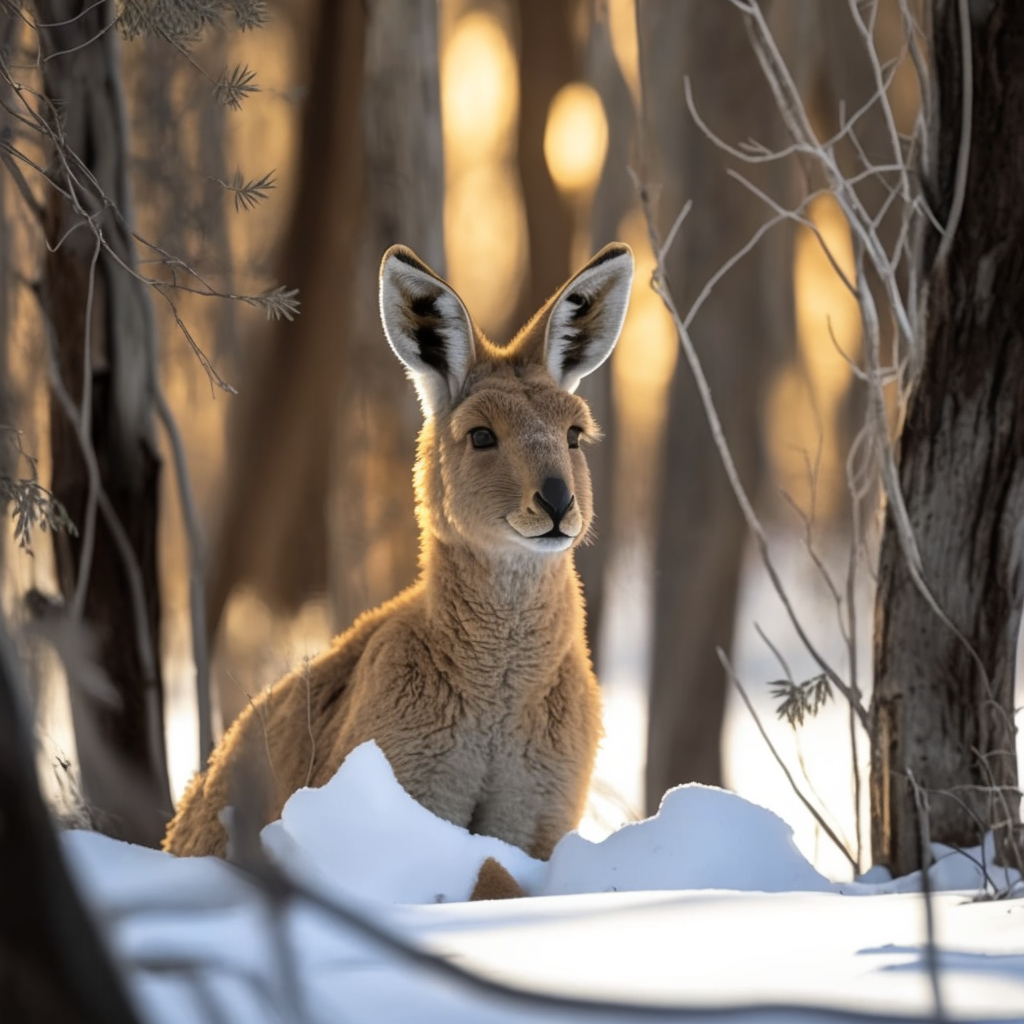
top-left (164, 243), bottom-right (633, 864)
top-left (470, 857), bottom-right (527, 900)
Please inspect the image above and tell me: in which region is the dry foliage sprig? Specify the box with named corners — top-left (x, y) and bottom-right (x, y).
top-left (215, 167), bottom-right (275, 212)
top-left (770, 674), bottom-right (833, 728)
top-left (213, 62), bottom-right (257, 109)
top-left (0, 428), bottom-right (78, 555)
top-left (250, 284), bottom-right (299, 322)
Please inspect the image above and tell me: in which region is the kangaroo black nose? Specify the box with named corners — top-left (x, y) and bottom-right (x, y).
top-left (535, 477), bottom-right (574, 523)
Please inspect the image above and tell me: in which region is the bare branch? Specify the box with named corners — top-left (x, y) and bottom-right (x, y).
top-left (933, 0), bottom-right (972, 269)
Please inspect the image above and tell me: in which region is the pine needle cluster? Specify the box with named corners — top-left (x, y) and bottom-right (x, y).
top-left (117, 0), bottom-right (268, 42)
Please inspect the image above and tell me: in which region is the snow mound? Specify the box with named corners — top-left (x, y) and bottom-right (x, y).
top-left (543, 782), bottom-right (834, 896)
top-left (64, 740), bottom-right (1021, 914)
top-left (60, 741), bottom-right (1024, 1023)
top-left (261, 741), bottom-right (546, 903)
top-left (259, 741), bottom-right (834, 902)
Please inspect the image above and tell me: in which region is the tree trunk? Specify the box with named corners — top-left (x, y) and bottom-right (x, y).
top-left (512, 0), bottom-right (577, 326)
top-left (329, 0), bottom-right (443, 631)
top-left (206, 0), bottom-right (366, 723)
top-left (871, 1), bottom-right (1024, 875)
top-left (0, 617), bottom-right (143, 1024)
top-left (37, 0), bottom-right (172, 846)
top-left (512, 0), bottom-right (613, 656)
top-left (576, 5), bottom-right (635, 661)
top-left (640, 0), bottom-right (795, 812)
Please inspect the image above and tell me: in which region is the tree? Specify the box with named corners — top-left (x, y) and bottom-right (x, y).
top-left (207, 0), bottom-right (444, 729)
top-left (35, 0), bottom-right (173, 846)
top-left (329, 0), bottom-right (444, 632)
top-left (638, 0), bottom-right (795, 810)
top-left (651, 0), bottom-right (1023, 875)
top-left (1, 0), bottom-right (288, 843)
top-left (871, 0), bottom-right (1024, 874)
top-left (204, 0), bottom-right (367, 706)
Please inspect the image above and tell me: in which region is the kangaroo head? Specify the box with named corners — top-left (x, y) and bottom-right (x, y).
top-left (379, 243), bottom-right (633, 558)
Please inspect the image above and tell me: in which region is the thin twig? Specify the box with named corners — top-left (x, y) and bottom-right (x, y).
top-left (722, 649), bottom-right (857, 872)
top-left (70, 232), bottom-right (103, 620)
top-left (934, 0), bottom-right (971, 270)
top-left (153, 385), bottom-right (212, 763)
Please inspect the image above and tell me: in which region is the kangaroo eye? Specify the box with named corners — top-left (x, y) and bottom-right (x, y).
top-left (567, 426), bottom-right (583, 449)
top-left (469, 427), bottom-right (497, 450)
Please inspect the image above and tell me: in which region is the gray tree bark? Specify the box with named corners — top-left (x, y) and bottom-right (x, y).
top-left (640, 0), bottom-right (795, 811)
top-left (871, 0), bottom-right (1024, 875)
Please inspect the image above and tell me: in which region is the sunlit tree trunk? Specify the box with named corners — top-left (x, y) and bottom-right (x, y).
top-left (513, 0), bottom-right (613, 654)
top-left (640, 0), bottom-right (795, 811)
top-left (329, 0), bottom-right (443, 630)
top-left (513, 0), bottom-right (577, 324)
top-left (37, 0), bottom-right (172, 846)
top-left (206, 0), bottom-right (366, 724)
top-left (578, 5), bottom-right (634, 660)
top-left (871, 0), bottom-right (1024, 875)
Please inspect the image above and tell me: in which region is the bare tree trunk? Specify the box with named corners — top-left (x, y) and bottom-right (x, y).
top-left (512, 0), bottom-right (614, 655)
top-left (0, 617), bottom-right (142, 1024)
top-left (640, 0), bottom-right (795, 811)
top-left (206, 0), bottom-right (366, 723)
top-left (512, 0), bottom-right (577, 325)
top-left (329, 0), bottom-right (443, 630)
top-left (577, 6), bottom-right (634, 660)
top-left (36, 0), bottom-right (172, 846)
top-left (871, 0), bottom-right (1024, 875)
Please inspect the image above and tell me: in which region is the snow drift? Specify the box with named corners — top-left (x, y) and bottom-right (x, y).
top-left (62, 740), bottom-right (1024, 1024)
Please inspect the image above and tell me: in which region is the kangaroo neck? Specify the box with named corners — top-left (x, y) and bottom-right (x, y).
top-left (422, 538), bottom-right (579, 660)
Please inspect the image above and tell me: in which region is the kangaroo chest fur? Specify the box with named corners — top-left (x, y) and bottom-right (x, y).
top-left (332, 559), bottom-right (595, 859)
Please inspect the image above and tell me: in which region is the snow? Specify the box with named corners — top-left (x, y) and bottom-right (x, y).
top-left (261, 741), bottom-right (546, 903)
top-left (62, 739), bottom-right (1024, 1024)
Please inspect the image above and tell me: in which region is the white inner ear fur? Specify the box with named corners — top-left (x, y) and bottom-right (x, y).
top-left (379, 249), bottom-right (475, 417)
top-left (544, 246), bottom-right (634, 393)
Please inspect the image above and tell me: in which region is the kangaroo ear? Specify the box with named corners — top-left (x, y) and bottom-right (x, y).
top-left (545, 243), bottom-right (633, 393)
top-left (379, 245), bottom-right (475, 416)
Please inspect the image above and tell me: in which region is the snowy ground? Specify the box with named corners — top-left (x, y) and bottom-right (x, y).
top-left (66, 739), bottom-right (1024, 1024)
top-left (54, 532), bottom-right (1024, 1022)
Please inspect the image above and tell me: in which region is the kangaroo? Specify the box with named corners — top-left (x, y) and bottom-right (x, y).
top-left (164, 242), bottom-right (634, 863)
